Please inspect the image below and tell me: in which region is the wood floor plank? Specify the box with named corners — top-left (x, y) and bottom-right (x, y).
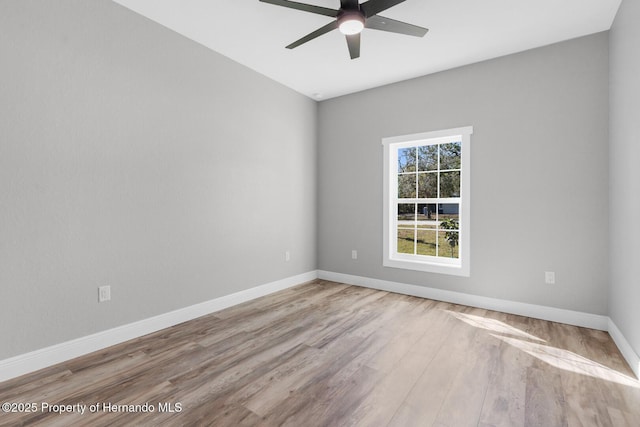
top-left (364, 298), bottom-right (436, 374)
top-left (386, 305), bottom-right (481, 427)
top-left (524, 366), bottom-right (568, 427)
top-left (548, 323), bottom-right (614, 426)
top-left (237, 345), bottom-right (325, 416)
top-left (432, 308), bottom-right (501, 427)
top-left (344, 341), bottom-right (431, 427)
top-left (262, 336), bottom-right (384, 426)
top-left (1, 279), bottom-right (638, 426)
top-left (477, 324), bottom-right (528, 426)
top-left (281, 365), bottom-right (384, 427)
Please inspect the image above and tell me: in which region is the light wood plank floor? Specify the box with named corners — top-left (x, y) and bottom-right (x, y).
top-left (1, 280), bottom-right (639, 426)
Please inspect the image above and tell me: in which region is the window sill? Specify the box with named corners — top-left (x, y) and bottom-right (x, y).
top-left (383, 257), bottom-right (470, 277)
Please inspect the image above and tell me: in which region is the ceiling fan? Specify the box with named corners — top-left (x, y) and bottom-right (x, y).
top-left (259, 0), bottom-right (428, 59)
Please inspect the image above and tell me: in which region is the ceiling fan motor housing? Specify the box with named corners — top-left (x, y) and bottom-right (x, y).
top-left (338, 10), bottom-right (365, 35)
top-left (259, 0), bottom-right (429, 59)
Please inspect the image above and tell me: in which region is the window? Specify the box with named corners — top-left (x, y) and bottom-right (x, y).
top-left (382, 126), bottom-right (472, 276)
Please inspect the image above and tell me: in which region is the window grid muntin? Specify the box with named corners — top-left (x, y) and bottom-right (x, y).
top-left (394, 139), bottom-right (461, 261)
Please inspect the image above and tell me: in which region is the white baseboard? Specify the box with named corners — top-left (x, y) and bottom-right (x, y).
top-left (0, 271), bottom-right (318, 383)
top-left (608, 318), bottom-right (640, 379)
top-left (318, 270), bottom-right (640, 380)
top-left (4, 269), bottom-right (638, 383)
top-left (318, 270), bottom-right (609, 330)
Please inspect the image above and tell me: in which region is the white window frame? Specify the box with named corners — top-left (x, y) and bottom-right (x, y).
top-left (382, 126), bottom-right (472, 276)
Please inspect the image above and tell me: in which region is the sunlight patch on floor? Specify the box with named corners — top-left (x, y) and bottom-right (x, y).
top-left (447, 310), bottom-right (639, 388)
top-left (446, 311), bottom-right (545, 342)
top-left (492, 334), bottom-right (640, 388)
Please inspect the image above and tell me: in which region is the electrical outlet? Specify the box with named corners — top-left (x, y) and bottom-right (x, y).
top-left (545, 271), bottom-right (556, 284)
top-left (98, 285), bottom-right (111, 302)
top-left (352, 250), bottom-right (358, 260)
top-left (285, 251), bottom-right (291, 262)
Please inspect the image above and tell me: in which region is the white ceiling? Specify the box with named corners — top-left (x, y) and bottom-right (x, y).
top-left (112, 0), bottom-right (621, 100)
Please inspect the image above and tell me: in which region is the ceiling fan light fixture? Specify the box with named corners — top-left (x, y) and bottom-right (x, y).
top-left (260, 0), bottom-right (429, 59)
top-left (338, 13), bottom-right (365, 35)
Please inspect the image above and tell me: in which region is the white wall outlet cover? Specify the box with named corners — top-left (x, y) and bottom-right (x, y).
top-left (98, 285), bottom-right (111, 302)
top-left (352, 250), bottom-right (358, 260)
top-left (545, 271), bottom-right (556, 284)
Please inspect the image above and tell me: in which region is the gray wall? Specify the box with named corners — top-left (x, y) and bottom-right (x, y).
top-left (0, 0), bottom-right (317, 360)
top-left (609, 0), bottom-right (640, 357)
top-left (0, 0), bottom-right (620, 364)
top-left (318, 33), bottom-right (610, 314)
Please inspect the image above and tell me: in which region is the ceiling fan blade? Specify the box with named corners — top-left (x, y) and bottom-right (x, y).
top-left (259, 0), bottom-right (339, 17)
top-left (340, 0), bottom-right (360, 10)
top-left (360, 0), bottom-right (406, 18)
top-left (346, 33), bottom-right (361, 59)
top-left (286, 21), bottom-right (339, 49)
top-left (365, 15), bottom-right (428, 37)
